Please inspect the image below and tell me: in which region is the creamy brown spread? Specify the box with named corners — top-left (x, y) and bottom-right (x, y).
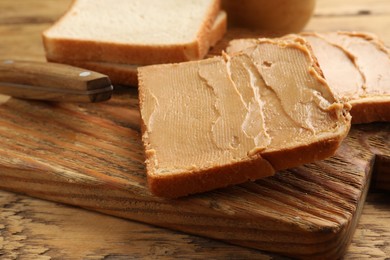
top-left (139, 38), bottom-right (346, 175)
top-left (321, 32), bottom-right (390, 97)
top-left (140, 55), bottom-right (271, 174)
top-left (302, 33), bottom-right (365, 101)
top-left (228, 39), bottom-right (344, 150)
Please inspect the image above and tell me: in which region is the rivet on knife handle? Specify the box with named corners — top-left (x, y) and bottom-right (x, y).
top-left (0, 60), bottom-right (113, 102)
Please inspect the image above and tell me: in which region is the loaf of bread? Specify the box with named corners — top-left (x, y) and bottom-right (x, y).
top-left (54, 11), bottom-right (227, 86)
top-left (138, 37), bottom-right (351, 198)
top-left (228, 32), bottom-right (390, 124)
top-left (42, 0), bottom-right (225, 81)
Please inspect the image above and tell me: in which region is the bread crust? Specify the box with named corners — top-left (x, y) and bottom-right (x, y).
top-left (350, 98), bottom-right (390, 124)
top-left (145, 131), bottom-right (349, 198)
top-left (147, 153), bottom-right (274, 198)
top-left (43, 0), bottom-right (222, 66)
top-left (261, 126), bottom-right (350, 171)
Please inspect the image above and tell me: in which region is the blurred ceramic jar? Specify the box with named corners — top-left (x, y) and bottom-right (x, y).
top-left (221, 0), bottom-right (316, 35)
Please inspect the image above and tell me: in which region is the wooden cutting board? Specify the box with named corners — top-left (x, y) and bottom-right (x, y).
top-left (0, 89), bottom-right (389, 259)
top-left (1, 1), bottom-right (390, 259)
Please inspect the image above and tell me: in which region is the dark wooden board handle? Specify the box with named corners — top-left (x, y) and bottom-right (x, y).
top-left (372, 155), bottom-right (390, 192)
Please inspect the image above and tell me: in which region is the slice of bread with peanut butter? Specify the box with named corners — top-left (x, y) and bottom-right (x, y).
top-left (311, 32), bottom-right (390, 124)
top-left (229, 32), bottom-right (390, 124)
top-left (138, 37), bottom-right (351, 198)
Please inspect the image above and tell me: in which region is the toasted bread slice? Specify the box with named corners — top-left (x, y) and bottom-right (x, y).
top-left (138, 37), bottom-right (351, 198)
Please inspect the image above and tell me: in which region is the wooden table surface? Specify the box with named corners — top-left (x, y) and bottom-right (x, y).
top-left (1, 0), bottom-right (389, 259)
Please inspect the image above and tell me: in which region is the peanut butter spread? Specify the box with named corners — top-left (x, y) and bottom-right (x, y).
top-left (140, 55), bottom-right (271, 174)
top-left (139, 38), bottom-right (348, 178)
top-left (321, 32), bottom-right (390, 97)
top-left (228, 39), bottom-right (345, 150)
top-left (302, 33), bottom-right (365, 101)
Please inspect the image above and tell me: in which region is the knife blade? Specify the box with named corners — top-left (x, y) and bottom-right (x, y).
top-left (0, 59), bottom-right (113, 102)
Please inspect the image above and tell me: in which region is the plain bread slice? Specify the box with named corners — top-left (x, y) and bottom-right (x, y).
top-left (43, 0), bottom-right (222, 65)
top-left (47, 11), bottom-right (227, 86)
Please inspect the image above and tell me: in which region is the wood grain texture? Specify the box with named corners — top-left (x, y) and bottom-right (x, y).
top-left (372, 156), bottom-right (390, 192)
top-left (0, 24), bottom-right (51, 62)
top-left (0, 0), bottom-right (71, 25)
top-left (347, 193), bottom-right (390, 259)
top-left (306, 0), bottom-right (390, 46)
top-left (0, 0), bottom-right (389, 259)
top-left (314, 0), bottom-right (390, 16)
top-left (0, 0), bottom-right (70, 61)
top-left (1, 190), bottom-right (389, 259)
top-left (0, 90), bottom-right (389, 259)
top-left (1, 190), bottom-right (285, 260)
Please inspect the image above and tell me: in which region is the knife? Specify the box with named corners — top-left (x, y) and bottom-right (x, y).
top-left (0, 60), bottom-right (113, 102)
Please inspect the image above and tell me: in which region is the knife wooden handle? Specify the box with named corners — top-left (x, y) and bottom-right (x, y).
top-left (0, 59), bottom-right (113, 102)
